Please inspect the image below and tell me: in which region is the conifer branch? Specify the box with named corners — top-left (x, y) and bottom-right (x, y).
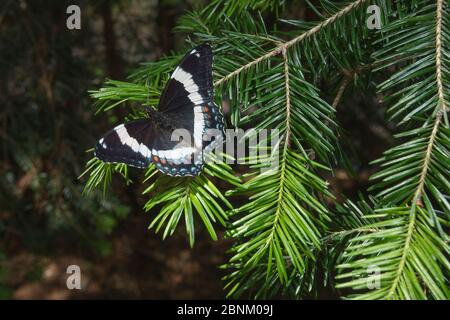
top-left (282, 48), bottom-right (292, 147)
top-left (214, 0), bottom-right (368, 87)
top-left (413, 0), bottom-right (447, 206)
top-left (387, 0), bottom-right (448, 299)
top-left (264, 48), bottom-right (292, 256)
top-left (332, 73), bottom-right (353, 109)
top-left (338, 0), bottom-right (450, 300)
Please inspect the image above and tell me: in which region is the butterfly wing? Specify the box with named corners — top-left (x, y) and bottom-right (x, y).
top-left (95, 120), bottom-right (169, 169)
top-left (151, 43), bottom-right (225, 175)
top-left (94, 119), bottom-right (204, 176)
top-left (158, 43), bottom-right (214, 114)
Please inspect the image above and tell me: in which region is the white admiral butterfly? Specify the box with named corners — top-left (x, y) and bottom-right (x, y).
top-left (94, 44), bottom-right (224, 176)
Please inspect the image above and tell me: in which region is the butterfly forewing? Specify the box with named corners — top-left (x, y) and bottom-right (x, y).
top-left (158, 44), bottom-right (214, 114)
top-left (95, 120), bottom-right (156, 168)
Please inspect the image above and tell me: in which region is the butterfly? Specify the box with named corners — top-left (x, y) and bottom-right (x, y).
top-left (94, 44), bottom-right (224, 177)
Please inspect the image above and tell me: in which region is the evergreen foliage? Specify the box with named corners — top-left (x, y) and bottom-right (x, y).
top-left (81, 0), bottom-right (449, 299)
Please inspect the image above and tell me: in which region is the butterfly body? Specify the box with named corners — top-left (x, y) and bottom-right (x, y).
top-left (146, 108), bottom-right (182, 131)
top-left (94, 44), bottom-right (224, 176)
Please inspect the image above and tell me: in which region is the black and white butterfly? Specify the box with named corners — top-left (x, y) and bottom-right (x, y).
top-left (94, 44), bottom-right (224, 176)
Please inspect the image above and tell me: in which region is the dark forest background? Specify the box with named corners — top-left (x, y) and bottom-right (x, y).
top-left (0, 0), bottom-right (392, 299)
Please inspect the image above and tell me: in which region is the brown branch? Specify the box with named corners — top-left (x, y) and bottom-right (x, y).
top-left (412, 0), bottom-right (448, 207)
